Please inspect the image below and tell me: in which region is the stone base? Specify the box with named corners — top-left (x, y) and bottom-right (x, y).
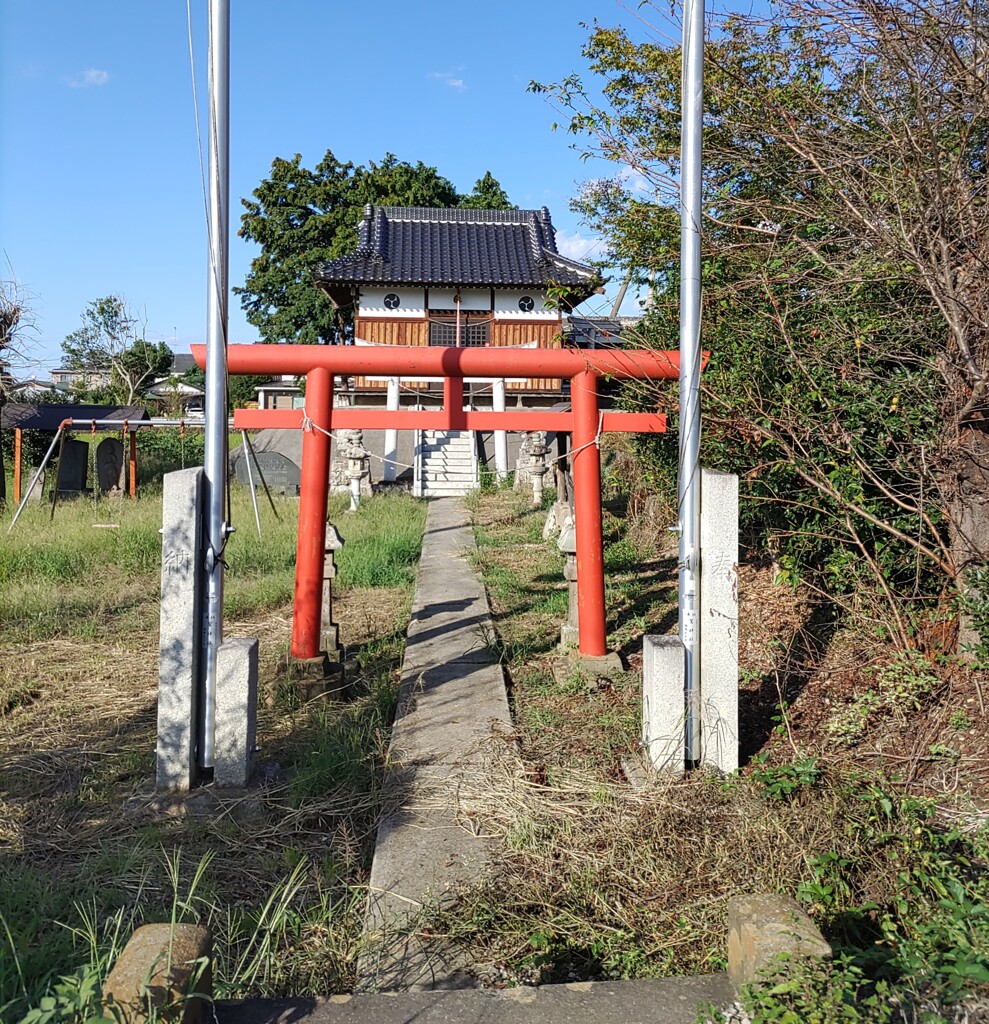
top-left (559, 623), bottom-right (579, 649)
top-left (269, 653), bottom-right (347, 705)
top-left (552, 650), bottom-right (625, 685)
top-left (124, 786), bottom-right (266, 823)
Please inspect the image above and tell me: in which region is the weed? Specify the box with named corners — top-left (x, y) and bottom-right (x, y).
top-left (823, 651), bottom-right (941, 747)
top-left (750, 755), bottom-right (821, 801)
top-left (732, 953), bottom-right (896, 1024)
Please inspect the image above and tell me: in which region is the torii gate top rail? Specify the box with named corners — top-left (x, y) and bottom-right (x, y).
top-left (191, 343), bottom-right (684, 380)
top-left (194, 344), bottom-right (691, 661)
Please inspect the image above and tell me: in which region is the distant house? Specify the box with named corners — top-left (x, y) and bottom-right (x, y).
top-left (168, 353), bottom-right (197, 376)
top-left (144, 378), bottom-right (205, 418)
top-left (256, 375), bottom-right (304, 411)
top-left (50, 366), bottom-right (109, 391)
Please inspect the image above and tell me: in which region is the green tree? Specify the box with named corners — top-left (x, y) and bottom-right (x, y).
top-left (459, 171), bottom-right (514, 209)
top-left (535, 0), bottom-right (989, 643)
top-left (236, 151), bottom-right (461, 345)
top-left (61, 296), bottom-right (172, 405)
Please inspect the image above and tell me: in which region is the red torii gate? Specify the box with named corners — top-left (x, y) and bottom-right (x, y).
top-left (193, 344), bottom-right (687, 662)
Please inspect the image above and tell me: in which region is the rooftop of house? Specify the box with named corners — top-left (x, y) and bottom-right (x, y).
top-left (170, 353), bottom-right (197, 374)
top-left (315, 206), bottom-right (602, 307)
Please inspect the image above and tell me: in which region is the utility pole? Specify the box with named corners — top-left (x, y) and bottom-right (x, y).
top-left (678, 0), bottom-right (705, 766)
top-left (200, 0), bottom-right (230, 772)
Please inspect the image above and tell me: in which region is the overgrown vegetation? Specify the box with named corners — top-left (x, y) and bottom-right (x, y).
top-left (454, 488), bottom-right (989, 1020)
top-left (0, 487), bottom-right (426, 1021)
top-left (534, 0), bottom-right (989, 648)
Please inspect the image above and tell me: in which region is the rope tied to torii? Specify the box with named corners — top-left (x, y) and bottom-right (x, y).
top-left (300, 407), bottom-right (603, 471)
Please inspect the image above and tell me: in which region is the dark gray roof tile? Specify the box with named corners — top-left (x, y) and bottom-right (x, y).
top-left (315, 206), bottom-right (601, 303)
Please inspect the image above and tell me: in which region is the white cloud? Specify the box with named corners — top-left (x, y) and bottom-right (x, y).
top-left (64, 68), bottom-right (110, 89)
top-left (429, 68), bottom-right (467, 91)
top-left (616, 163), bottom-right (650, 193)
top-left (555, 228), bottom-right (602, 264)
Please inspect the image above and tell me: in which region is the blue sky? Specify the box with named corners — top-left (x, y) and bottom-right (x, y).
top-left (1, 1), bottom-right (677, 373)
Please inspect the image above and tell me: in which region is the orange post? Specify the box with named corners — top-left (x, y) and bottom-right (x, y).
top-left (292, 367), bottom-right (333, 659)
top-left (13, 428), bottom-right (22, 503)
top-left (128, 429), bottom-right (137, 498)
top-left (571, 370), bottom-right (607, 657)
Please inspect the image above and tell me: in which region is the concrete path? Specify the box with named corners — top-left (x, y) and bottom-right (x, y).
top-left (358, 497), bottom-right (515, 992)
top-left (212, 497), bottom-right (735, 1022)
top-left (216, 975), bottom-right (735, 1024)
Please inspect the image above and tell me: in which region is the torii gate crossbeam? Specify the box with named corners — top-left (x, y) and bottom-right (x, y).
top-left (193, 344), bottom-right (688, 661)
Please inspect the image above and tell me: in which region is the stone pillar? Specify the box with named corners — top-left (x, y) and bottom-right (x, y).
top-left (642, 635), bottom-right (685, 773)
top-left (641, 468), bottom-right (739, 775)
top-left (557, 512), bottom-right (579, 648)
top-left (699, 468), bottom-right (739, 774)
top-left (529, 430), bottom-right (549, 506)
top-left (157, 468), bottom-right (205, 792)
top-left (493, 378), bottom-right (509, 481)
top-left (213, 638), bottom-right (259, 788)
top-left (322, 523), bottom-right (344, 660)
top-left (383, 376), bottom-right (400, 483)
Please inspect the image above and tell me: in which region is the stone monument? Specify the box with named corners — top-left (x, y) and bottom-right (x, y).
top-left (96, 437), bottom-right (125, 494)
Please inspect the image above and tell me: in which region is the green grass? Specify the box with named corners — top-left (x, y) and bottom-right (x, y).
top-left (0, 484), bottom-right (427, 1020)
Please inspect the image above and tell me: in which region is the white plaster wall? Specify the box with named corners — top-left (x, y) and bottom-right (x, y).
top-left (427, 288), bottom-right (490, 311)
top-left (493, 290), bottom-right (556, 319)
top-left (359, 287), bottom-right (426, 318)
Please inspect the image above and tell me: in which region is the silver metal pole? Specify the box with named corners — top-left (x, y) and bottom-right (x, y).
top-left (201, 0), bottom-right (230, 771)
top-left (241, 430), bottom-right (263, 537)
top-left (679, 0), bottom-right (705, 765)
top-left (7, 427), bottom-right (64, 532)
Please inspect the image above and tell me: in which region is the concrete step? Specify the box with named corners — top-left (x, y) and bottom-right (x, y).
top-left (215, 975), bottom-right (734, 1024)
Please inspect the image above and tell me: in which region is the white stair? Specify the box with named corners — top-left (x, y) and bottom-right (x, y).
top-left (415, 430), bottom-right (479, 497)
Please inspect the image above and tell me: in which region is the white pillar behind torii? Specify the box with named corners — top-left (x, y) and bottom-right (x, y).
top-left (493, 378), bottom-right (508, 481)
top-left (383, 376), bottom-right (399, 482)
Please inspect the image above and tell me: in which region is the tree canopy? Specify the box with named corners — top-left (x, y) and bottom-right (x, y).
top-left (535, 0), bottom-right (988, 636)
top-left (61, 295), bottom-right (172, 405)
top-left (460, 171), bottom-right (514, 210)
top-left (236, 151), bottom-right (512, 345)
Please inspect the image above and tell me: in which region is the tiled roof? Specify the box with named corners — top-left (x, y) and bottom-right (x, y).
top-left (314, 206), bottom-right (601, 303)
top-left (1, 403), bottom-right (150, 431)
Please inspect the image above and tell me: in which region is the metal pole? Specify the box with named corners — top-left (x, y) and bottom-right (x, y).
top-left (383, 376), bottom-right (399, 482)
top-left (679, 0), bottom-right (705, 765)
top-left (200, 0), bottom-right (230, 771)
top-left (7, 427), bottom-right (63, 532)
top-left (493, 379), bottom-right (508, 480)
top-left (241, 431), bottom-right (263, 537)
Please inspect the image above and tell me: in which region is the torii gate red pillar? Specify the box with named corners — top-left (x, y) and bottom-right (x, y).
top-left (293, 367), bottom-right (333, 658)
top-left (571, 370), bottom-right (607, 656)
top-left (195, 343), bottom-right (689, 663)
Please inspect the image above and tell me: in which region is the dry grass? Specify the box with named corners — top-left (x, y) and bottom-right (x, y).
top-left (454, 486), bottom-right (989, 1009)
top-left (424, 743), bottom-right (874, 981)
top-left (0, 485), bottom-right (426, 1017)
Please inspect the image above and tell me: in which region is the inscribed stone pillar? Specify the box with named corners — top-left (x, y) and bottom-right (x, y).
top-left (699, 468), bottom-right (739, 773)
top-left (156, 468), bottom-right (205, 791)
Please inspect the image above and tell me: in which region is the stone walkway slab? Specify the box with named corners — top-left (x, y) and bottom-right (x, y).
top-left (358, 498), bottom-right (514, 992)
top-left (217, 975), bottom-right (734, 1024)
